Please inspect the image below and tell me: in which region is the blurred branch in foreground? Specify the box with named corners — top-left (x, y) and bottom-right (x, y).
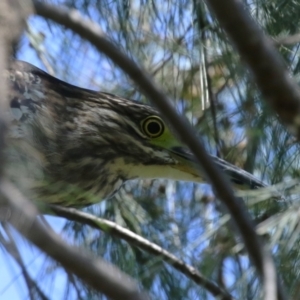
top-left (49, 205), bottom-right (233, 300)
top-left (31, 2), bottom-right (284, 299)
top-left (0, 180), bottom-right (150, 300)
top-left (205, 0), bottom-right (300, 138)
top-left (0, 1), bottom-right (149, 299)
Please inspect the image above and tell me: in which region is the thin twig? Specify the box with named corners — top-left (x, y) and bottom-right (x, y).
top-left (49, 205), bottom-right (233, 300)
top-left (151, 24), bottom-right (193, 77)
top-left (0, 226), bottom-right (49, 300)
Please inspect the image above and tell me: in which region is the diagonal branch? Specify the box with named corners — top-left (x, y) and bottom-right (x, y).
top-left (0, 1), bottom-right (149, 299)
top-left (0, 180), bottom-right (150, 300)
top-left (49, 205), bottom-right (233, 300)
top-left (204, 0), bottom-right (300, 140)
top-left (31, 2), bottom-right (283, 299)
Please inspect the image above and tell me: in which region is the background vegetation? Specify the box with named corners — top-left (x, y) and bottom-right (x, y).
top-left (2, 0), bottom-right (300, 299)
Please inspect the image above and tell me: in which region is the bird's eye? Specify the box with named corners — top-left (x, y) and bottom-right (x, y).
top-left (141, 116), bottom-right (165, 138)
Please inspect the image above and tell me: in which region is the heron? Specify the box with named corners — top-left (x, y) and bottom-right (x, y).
top-left (5, 60), bottom-right (266, 207)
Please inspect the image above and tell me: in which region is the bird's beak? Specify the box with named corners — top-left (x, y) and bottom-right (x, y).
top-left (168, 146), bottom-right (267, 190)
top-left (168, 147), bottom-right (203, 181)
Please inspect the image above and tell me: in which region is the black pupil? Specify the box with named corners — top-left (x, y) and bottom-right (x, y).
top-left (147, 121), bottom-right (161, 135)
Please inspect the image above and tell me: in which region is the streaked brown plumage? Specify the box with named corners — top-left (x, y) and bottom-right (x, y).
top-left (5, 60), bottom-right (266, 207)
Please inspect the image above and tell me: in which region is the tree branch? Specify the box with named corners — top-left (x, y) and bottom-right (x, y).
top-left (0, 180), bottom-right (149, 300)
top-left (0, 1), bottom-right (149, 299)
top-left (204, 0), bottom-right (300, 140)
top-left (31, 2), bottom-right (282, 298)
top-left (0, 226), bottom-right (49, 300)
top-left (49, 205), bottom-right (233, 300)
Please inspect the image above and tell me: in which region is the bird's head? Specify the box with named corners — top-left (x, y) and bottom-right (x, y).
top-left (72, 92), bottom-right (265, 193)
top-left (7, 60), bottom-right (204, 204)
top-left (7, 60), bottom-right (265, 206)
top-left (72, 93), bottom-right (202, 184)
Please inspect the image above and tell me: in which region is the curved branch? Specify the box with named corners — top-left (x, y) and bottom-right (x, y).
top-left (0, 2), bottom-right (149, 299)
top-left (31, 2), bottom-right (281, 298)
top-left (0, 180), bottom-right (149, 300)
top-left (49, 205), bottom-right (233, 300)
top-left (205, 0), bottom-right (300, 139)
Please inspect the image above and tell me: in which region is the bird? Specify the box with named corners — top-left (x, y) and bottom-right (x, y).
top-left (4, 60), bottom-right (267, 208)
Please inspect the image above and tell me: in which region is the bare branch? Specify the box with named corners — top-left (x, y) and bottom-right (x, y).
top-left (31, 2), bottom-right (281, 297)
top-left (204, 0), bottom-right (300, 141)
top-left (150, 24), bottom-right (193, 77)
top-left (49, 205), bottom-right (233, 300)
top-left (0, 180), bottom-right (149, 300)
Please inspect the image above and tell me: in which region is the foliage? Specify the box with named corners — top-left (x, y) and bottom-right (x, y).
top-left (2, 0), bottom-right (300, 299)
